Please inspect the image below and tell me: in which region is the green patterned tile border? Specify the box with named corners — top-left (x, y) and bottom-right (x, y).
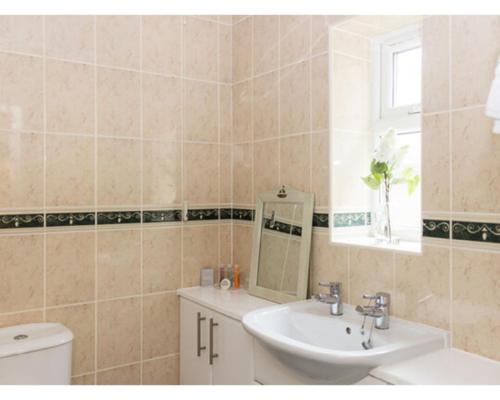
top-left (422, 219), bottom-right (450, 239)
top-left (0, 213), bottom-right (44, 229)
top-left (47, 212), bottom-right (95, 227)
top-left (333, 212), bottom-right (371, 228)
top-left (312, 213), bottom-right (328, 228)
top-left (2, 209), bottom-right (499, 246)
top-left (452, 221), bottom-right (500, 244)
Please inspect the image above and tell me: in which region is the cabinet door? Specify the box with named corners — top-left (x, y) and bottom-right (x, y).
top-left (211, 311), bottom-right (254, 385)
top-left (180, 299), bottom-right (211, 385)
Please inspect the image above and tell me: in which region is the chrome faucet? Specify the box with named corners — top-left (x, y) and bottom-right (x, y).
top-left (314, 282), bottom-right (343, 316)
top-left (355, 292), bottom-right (391, 330)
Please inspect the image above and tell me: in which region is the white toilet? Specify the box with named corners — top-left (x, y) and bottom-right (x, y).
top-left (0, 323), bottom-right (73, 384)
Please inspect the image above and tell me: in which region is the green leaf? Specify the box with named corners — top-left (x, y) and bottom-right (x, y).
top-left (361, 175), bottom-right (382, 190)
top-left (407, 175), bottom-right (420, 195)
top-left (370, 160), bottom-right (388, 175)
top-left (401, 166), bottom-right (415, 178)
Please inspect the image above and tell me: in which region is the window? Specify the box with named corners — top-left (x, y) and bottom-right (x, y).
top-left (372, 26), bottom-right (422, 241)
top-left (329, 19), bottom-right (422, 253)
top-left (393, 47), bottom-right (422, 107)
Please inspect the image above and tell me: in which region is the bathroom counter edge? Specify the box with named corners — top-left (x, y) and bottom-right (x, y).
top-left (177, 286), bottom-right (276, 321)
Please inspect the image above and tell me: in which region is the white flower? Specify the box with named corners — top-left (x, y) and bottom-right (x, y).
top-left (373, 129), bottom-right (397, 164)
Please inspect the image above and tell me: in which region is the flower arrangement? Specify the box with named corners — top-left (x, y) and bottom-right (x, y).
top-left (362, 129), bottom-right (420, 243)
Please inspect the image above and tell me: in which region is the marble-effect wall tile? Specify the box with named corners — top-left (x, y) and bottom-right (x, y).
top-left (0, 131), bottom-right (44, 210)
top-left (46, 60), bottom-right (95, 134)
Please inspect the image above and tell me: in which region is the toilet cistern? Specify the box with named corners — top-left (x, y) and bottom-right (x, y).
top-left (0, 323), bottom-right (73, 385)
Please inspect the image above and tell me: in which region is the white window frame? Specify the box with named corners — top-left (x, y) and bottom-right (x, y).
top-left (372, 25), bottom-right (422, 133)
top-left (371, 25), bottom-right (422, 242)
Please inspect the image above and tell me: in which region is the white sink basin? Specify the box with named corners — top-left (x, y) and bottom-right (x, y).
top-left (242, 300), bottom-right (448, 384)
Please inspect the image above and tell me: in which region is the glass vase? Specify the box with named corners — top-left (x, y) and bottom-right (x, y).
top-left (374, 182), bottom-right (393, 244)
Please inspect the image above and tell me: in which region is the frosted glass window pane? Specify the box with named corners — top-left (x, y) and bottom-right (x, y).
top-left (393, 47), bottom-right (421, 107)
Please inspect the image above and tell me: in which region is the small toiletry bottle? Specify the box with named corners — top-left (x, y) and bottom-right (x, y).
top-left (233, 264), bottom-right (240, 289)
top-left (219, 264), bottom-right (225, 284)
top-left (227, 265), bottom-right (233, 287)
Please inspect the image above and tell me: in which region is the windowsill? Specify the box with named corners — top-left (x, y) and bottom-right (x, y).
top-left (331, 234), bottom-right (422, 254)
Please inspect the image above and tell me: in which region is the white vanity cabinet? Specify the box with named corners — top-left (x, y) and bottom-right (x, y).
top-left (179, 298), bottom-right (211, 384)
top-left (178, 287), bottom-right (273, 385)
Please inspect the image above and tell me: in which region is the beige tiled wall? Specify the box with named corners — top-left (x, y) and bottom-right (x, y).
top-left (231, 15), bottom-right (500, 362)
top-left (0, 15), bottom-right (233, 384)
top-left (0, 15), bottom-right (499, 386)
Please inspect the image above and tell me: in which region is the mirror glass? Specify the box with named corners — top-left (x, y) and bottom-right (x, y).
top-left (256, 202), bottom-right (303, 296)
top-left (248, 186), bottom-right (314, 303)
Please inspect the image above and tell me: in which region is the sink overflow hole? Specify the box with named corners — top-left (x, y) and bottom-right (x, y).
top-left (14, 334), bottom-right (28, 340)
top-left (345, 327), bottom-right (351, 335)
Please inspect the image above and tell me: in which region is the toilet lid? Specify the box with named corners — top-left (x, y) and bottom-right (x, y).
top-left (0, 323), bottom-right (73, 358)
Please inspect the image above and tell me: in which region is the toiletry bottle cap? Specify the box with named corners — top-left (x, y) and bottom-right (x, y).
top-left (220, 278), bottom-right (231, 290)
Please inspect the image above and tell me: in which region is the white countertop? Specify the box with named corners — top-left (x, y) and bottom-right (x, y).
top-left (371, 348), bottom-right (500, 385)
top-left (177, 286), bottom-right (275, 321)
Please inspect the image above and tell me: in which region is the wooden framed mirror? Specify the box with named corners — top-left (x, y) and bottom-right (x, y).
top-left (248, 186), bottom-right (314, 303)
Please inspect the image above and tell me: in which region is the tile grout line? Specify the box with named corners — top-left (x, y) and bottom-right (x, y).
top-left (41, 15), bottom-right (47, 324)
top-left (180, 16), bottom-right (185, 290)
top-left (138, 15), bottom-right (144, 385)
top-left (422, 103), bottom-right (485, 116)
top-left (331, 49), bottom-right (373, 63)
top-left (229, 21), bottom-right (234, 265)
top-left (233, 50), bottom-right (328, 86)
top-left (346, 248), bottom-right (351, 305)
top-left (392, 251), bottom-right (397, 315)
top-left (333, 24), bottom-right (376, 41)
top-left (448, 15), bottom-right (454, 349)
top-left (250, 17), bottom-right (255, 207)
top-left (93, 15), bottom-right (99, 384)
top-left (278, 17), bottom-right (282, 186)
top-left (217, 19), bottom-right (222, 267)
top-left (74, 351), bottom-right (180, 378)
top-left (0, 49), bottom-right (233, 87)
top-left (308, 16), bottom-right (313, 194)
top-left (0, 288), bottom-right (181, 316)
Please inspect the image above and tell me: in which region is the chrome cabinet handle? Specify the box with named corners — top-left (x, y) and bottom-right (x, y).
top-left (196, 312), bottom-right (206, 357)
top-left (209, 317), bottom-right (219, 365)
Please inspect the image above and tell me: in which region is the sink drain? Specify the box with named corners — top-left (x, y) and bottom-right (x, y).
top-left (345, 327), bottom-right (351, 335)
top-left (13, 334), bottom-right (28, 340)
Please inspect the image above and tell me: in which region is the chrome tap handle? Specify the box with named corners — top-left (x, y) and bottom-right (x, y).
top-left (363, 292), bottom-right (391, 306)
top-left (358, 292), bottom-right (390, 330)
top-left (319, 281), bottom-right (342, 295)
top-left (317, 282), bottom-right (343, 316)
top-left (375, 292), bottom-right (391, 306)
top-left (319, 281), bottom-right (338, 287)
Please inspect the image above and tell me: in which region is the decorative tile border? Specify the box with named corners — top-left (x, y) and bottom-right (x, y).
top-left (313, 213), bottom-right (329, 228)
top-left (97, 211), bottom-right (141, 225)
top-left (422, 219), bottom-right (451, 239)
top-left (263, 217), bottom-right (302, 237)
top-left (219, 208), bottom-right (233, 220)
top-left (232, 208), bottom-right (254, 221)
top-left (46, 212), bottom-right (95, 227)
top-left (143, 209), bottom-right (182, 223)
top-left (2, 209), bottom-right (499, 246)
top-left (186, 208), bottom-right (219, 221)
top-left (333, 212), bottom-right (371, 228)
top-left (291, 225), bottom-right (303, 236)
top-left (0, 213), bottom-right (44, 229)
top-left (452, 221), bottom-right (500, 244)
